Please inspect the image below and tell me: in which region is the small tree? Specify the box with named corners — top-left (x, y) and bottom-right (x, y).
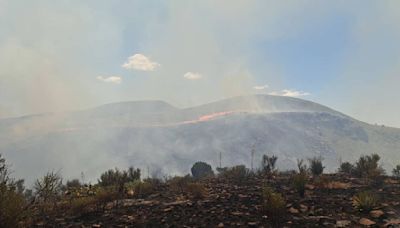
top-left (98, 167), bottom-right (141, 192)
top-left (191, 161), bottom-right (214, 179)
top-left (0, 154), bottom-right (27, 228)
top-left (34, 171), bottom-right (63, 203)
top-left (309, 157), bottom-right (324, 176)
top-left (393, 165), bottom-right (400, 178)
top-left (338, 162), bottom-right (354, 175)
top-left (261, 155), bottom-right (278, 175)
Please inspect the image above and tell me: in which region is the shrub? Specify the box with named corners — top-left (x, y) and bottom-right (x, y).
top-left (134, 181), bottom-right (156, 197)
top-left (0, 154), bottom-right (28, 228)
top-left (392, 165), bottom-right (400, 178)
top-left (66, 179), bottom-right (82, 189)
top-left (262, 185), bottom-right (286, 224)
top-left (261, 155), bottom-right (278, 175)
top-left (98, 167), bottom-right (140, 193)
top-left (219, 165), bottom-right (249, 185)
top-left (309, 157), bottom-right (324, 176)
top-left (353, 154), bottom-right (385, 178)
top-left (168, 175), bottom-right (193, 193)
top-left (94, 187), bottom-right (118, 211)
top-left (297, 159), bottom-right (308, 174)
top-left (34, 171), bottom-right (63, 203)
top-left (352, 191), bottom-right (378, 212)
top-left (338, 162), bottom-right (354, 175)
top-left (69, 196), bottom-right (96, 215)
top-left (292, 172), bottom-right (308, 197)
top-left (191, 161), bottom-right (214, 179)
top-left (186, 183), bottom-right (207, 199)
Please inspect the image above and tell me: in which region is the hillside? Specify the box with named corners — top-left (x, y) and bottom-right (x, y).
top-left (0, 95), bottom-right (399, 184)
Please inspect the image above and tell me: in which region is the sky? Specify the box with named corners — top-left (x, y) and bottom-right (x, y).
top-left (0, 1), bottom-right (400, 127)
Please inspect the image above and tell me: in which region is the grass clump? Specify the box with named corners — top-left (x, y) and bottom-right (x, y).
top-left (262, 185), bottom-right (286, 224)
top-left (352, 191), bottom-right (378, 212)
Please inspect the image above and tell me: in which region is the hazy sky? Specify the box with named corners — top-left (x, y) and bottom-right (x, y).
top-left (1, 1), bottom-right (400, 127)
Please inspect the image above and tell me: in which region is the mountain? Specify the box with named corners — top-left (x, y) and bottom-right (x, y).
top-left (1, 95), bottom-right (399, 185)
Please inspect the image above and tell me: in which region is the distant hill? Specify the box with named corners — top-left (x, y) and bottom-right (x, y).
top-left (1, 95), bottom-right (399, 184)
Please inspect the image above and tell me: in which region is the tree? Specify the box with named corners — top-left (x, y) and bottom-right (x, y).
top-left (34, 171), bottom-right (63, 203)
top-left (98, 167), bottom-right (141, 193)
top-left (0, 154), bottom-right (27, 228)
top-left (393, 165), bottom-right (400, 178)
top-left (261, 155), bottom-right (278, 175)
top-left (338, 162), bottom-right (354, 175)
top-left (191, 162), bottom-right (214, 179)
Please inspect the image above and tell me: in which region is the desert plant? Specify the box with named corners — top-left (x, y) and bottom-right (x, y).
top-left (0, 154), bottom-right (28, 228)
top-left (168, 175), bottom-right (193, 193)
top-left (262, 185), bottom-right (286, 224)
top-left (134, 180), bottom-right (156, 197)
top-left (186, 183), bottom-right (207, 199)
top-left (261, 154), bottom-right (278, 175)
top-left (34, 171), bottom-right (63, 203)
top-left (98, 167), bottom-right (140, 193)
top-left (392, 165), bottom-right (400, 178)
top-left (297, 159), bottom-right (308, 174)
top-left (352, 191), bottom-right (378, 212)
top-left (66, 179), bottom-right (82, 189)
top-left (309, 157), bottom-right (324, 176)
top-left (219, 165), bottom-right (249, 185)
top-left (292, 172), bottom-right (308, 197)
top-left (191, 161), bottom-right (214, 179)
top-left (338, 162), bottom-right (354, 175)
top-left (354, 154), bottom-right (385, 178)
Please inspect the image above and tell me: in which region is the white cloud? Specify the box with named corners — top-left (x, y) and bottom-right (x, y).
top-left (183, 72), bottom-right (203, 80)
top-left (122, 54), bottom-right (160, 71)
top-left (269, 89), bottom-right (310, 97)
top-left (253, 84), bottom-right (269, 90)
top-left (96, 76), bottom-right (122, 84)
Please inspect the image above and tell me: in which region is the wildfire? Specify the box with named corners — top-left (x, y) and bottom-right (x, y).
top-left (183, 111), bottom-right (239, 124)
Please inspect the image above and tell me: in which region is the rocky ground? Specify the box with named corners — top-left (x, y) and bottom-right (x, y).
top-left (31, 174), bottom-right (400, 228)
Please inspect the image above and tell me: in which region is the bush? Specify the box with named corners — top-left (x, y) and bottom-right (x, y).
top-left (218, 165), bottom-right (249, 185)
top-left (134, 180), bottom-right (156, 197)
top-left (352, 191), bottom-right (378, 212)
top-left (392, 165), bottom-right (400, 178)
top-left (66, 179), bottom-right (82, 189)
top-left (98, 167), bottom-right (140, 192)
top-left (297, 159), bottom-right (308, 174)
top-left (309, 157), bottom-right (324, 176)
top-left (338, 162), bottom-right (354, 175)
top-left (34, 171), bottom-right (63, 203)
top-left (262, 185), bottom-right (286, 224)
top-left (168, 175), bottom-right (193, 193)
top-left (0, 154), bottom-right (28, 228)
top-left (261, 155), bottom-right (278, 175)
top-left (292, 172), bottom-right (308, 197)
top-left (191, 161), bottom-right (214, 179)
top-left (353, 154), bottom-right (385, 178)
top-left (185, 183), bottom-right (207, 199)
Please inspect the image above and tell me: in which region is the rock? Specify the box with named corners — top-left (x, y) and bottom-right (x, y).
top-left (248, 222), bottom-right (258, 227)
top-left (92, 225), bottom-right (101, 228)
top-left (336, 220), bottom-right (351, 227)
top-left (289, 207), bottom-right (299, 214)
top-left (300, 204), bottom-right (308, 212)
top-left (384, 219), bottom-right (400, 227)
top-left (217, 222), bottom-right (224, 227)
top-left (369, 210), bottom-right (384, 218)
top-left (359, 218), bottom-right (376, 226)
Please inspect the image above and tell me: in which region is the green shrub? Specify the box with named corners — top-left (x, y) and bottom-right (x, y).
top-left (0, 154), bottom-right (28, 228)
top-left (261, 155), bottom-right (278, 175)
top-left (262, 185), bottom-right (286, 224)
top-left (191, 161), bottom-right (214, 179)
top-left (292, 172), bottom-right (308, 197)
top-left (352, 191), bottom-right (378, 212)
top-left (392, 165), bottom-right (400, 178)
top-left (338, 162), bottom-right (354, 175)
top-left (308, 157), bottom-right (324, 176)
top-left (219, 165), bottom-right (249, 185)
top-left (354, 154), bottom-right (385, 178)
top-left (98, 167), bottom-right (141, 191)
top-left (296, 159), bottom-right (308, 174)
